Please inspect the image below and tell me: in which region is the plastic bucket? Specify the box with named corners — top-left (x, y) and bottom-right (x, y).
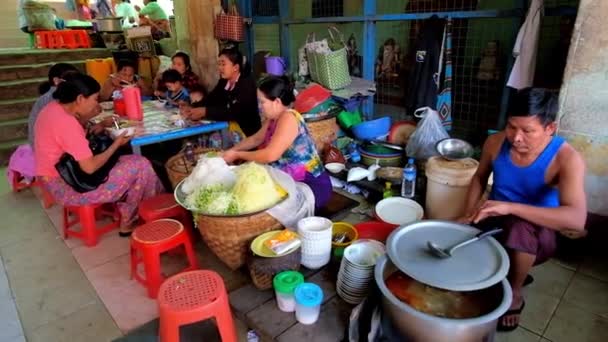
top-left (354, 221), bottom-right (397, 243)
top-left (265, 56), bottom-right (286, 76)
top-left (425, 156), bottom-right (479, 220)
top-left (331, 222), bottom-right (358, 257)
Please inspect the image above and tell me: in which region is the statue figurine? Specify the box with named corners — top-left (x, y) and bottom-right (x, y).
top-left (346, 33), bottom-right (361, 77)
top-left (477, 41), bottom-right (501, 81)
top-left (376, 38), bottom-right (401, 78)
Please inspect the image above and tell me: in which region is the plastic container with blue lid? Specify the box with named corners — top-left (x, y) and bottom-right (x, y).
top-left (294, 283), bottom-right (323, 324)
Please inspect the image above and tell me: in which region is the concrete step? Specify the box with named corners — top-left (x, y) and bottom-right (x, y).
top-left (0, 48), bottom-right (111, 66)
top-left (0, 78), bottom-right (47, 102)
top-left (0, 138), bottom-right (27, 166)
top-left (0, 118), bottom-right (28, 142)
top-left (0, 98), bottom-right (36, 121)
top-left (0, 60), bottom-right (87, 82)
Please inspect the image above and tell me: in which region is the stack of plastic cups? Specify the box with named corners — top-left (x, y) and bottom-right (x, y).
top-left (297, 217), bottom-right (333, 269)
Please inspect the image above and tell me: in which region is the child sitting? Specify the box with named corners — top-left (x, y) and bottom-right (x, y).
top-left (188, 84), bottom-right (207, 106)
top-left (156, 69), bottom-right (190, 109)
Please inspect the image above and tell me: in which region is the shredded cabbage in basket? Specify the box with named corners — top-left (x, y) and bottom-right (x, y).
top-left (185, 184), bottom-right (239, 215)
top-left (182, 161), bottom-right (284, 215)
top-left (233, 163), bottom-right (283, 213)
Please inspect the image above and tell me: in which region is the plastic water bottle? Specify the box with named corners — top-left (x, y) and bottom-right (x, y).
top-left (401, 158), bottom-right (416, 198)
top-left (349, 143), bottom-right (361, 163)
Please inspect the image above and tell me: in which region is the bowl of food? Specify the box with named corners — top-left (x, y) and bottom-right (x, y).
top-left (107, 126), bottom-right (135, 139)
top-left (376, 257), bottom-right (511, 342)
top-left (435, 138), bottom-right (474, 161)
top-left (154, 99), bottom-right (167, 109)
top-left (325, 162), bottom-right (346, 174)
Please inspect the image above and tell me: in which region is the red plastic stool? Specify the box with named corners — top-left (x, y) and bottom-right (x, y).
top-left (11, 173), bottom-right (55, 208)
top-left (130, 219), bottom-right (198, 298)
top-left (59, 30), bottom-right (91, 48)
top-left (157, 270), bottom-right (237, 342)
top-left (63, 203), bottom-right (120, 247)
top-left (138, 193), bottom-right (192, 231)
top-left (35, 30), bottom-right (91, 49)
top-left (38, 184), bottom-right (55, 209)
top-left (11, 170), bottom-right (34, 192)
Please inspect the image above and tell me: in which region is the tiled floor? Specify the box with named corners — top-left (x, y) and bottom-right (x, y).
top-left (0, 174), bottom-right (607, 341)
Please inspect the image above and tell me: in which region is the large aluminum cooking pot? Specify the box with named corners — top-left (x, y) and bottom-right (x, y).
top-left (375, 256), bottom-right (512, 342)
top-left (96, 17), bottom-right (123, 32)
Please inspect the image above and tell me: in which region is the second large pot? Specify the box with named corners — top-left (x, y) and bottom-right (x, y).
top-left (375, 256), bottom-right (512, 342)
top-left (96, 17), bottom-right (123, 32)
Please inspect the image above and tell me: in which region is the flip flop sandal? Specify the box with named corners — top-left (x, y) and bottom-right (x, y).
top-left (118, 229), bottom-right (133, 238)
top-left (497, 301), bottom-right (526, 332)
top-left (524, 274), bottom-right (534, 287)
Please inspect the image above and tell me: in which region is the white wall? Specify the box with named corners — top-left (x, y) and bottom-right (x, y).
top-left (558, 0), bottom-right (608, 216)
top-left (1, 0), bottom-right (76, 48)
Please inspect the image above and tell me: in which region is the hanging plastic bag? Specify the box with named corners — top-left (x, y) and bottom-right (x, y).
top-left (266, 167), bottom-right (315, 229)
top-left (405, 107), bottom-right (449, 160)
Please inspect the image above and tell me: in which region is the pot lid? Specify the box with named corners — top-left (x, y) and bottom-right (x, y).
top-left (386, 220), bottom-right (509, 291)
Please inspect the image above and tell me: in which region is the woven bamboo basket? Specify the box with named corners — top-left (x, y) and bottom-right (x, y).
top-left (247, 248), bottom-right (301, 290)
top-left (306, 117), bottom-right (339, 157)
top-left (164, 147), bottom-right (219, 189)
top-left (197, 212), bottom-right (283, 270)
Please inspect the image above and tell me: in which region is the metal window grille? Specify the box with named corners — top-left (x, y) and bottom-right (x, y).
top-left (251, 0), bottom-right (579, 140)
top-left (252, 0), bottom-right (279, 16)
top-left (312, 0), bottom-right (344, 18)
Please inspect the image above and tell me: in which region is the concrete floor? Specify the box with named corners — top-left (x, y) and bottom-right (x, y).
top-left (0, 169), bottom-right (607, 341)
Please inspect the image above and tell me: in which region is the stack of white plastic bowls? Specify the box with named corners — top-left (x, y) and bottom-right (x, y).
top-left (337, 239), bottom-right (386, 304)
top-left (297, 217), bottom-right (333, 269)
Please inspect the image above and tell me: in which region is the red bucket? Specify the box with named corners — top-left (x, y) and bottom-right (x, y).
top-left (354, 221), bottom-right (398, 244)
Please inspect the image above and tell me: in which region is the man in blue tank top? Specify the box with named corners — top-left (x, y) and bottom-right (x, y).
top-left (458, 88), bottom-right (586, 331)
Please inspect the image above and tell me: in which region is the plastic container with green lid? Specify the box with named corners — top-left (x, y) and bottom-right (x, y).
top-left (273, 271), bottom-right (304, 312)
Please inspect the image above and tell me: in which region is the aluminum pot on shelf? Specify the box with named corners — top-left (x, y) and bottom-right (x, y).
top-left (374, 220), bottom-right (513, 342)
top-left (96, 17), bottom-right (124, 32)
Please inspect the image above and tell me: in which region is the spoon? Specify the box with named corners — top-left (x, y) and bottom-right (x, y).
top-left (111, 116), bottom-right (121, 130)
top-left (427, 228), bottom-right (503, 259)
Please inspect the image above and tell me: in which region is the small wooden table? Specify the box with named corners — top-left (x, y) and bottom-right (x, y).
top-left (229, 261), bottom-right (354, 341)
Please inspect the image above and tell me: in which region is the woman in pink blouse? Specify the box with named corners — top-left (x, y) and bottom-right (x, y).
top-left (34, 74), bottom-right (164, 236)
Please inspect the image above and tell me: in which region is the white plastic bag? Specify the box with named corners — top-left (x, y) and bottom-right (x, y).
top-left (181, 156), bottom-right (236, 195)
top-left (299, 33), bottom-right (331, 76)
top-left (406, 107), bottom-right (450, 160)
top-left (266, 167), bottom-right (315, 229)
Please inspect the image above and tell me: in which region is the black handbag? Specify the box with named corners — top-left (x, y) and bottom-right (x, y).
top-left (55, 133), bottom-right (120, 193)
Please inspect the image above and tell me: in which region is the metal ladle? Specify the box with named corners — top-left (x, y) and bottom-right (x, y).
top-left (427, 228), bottom-right (503, 258)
